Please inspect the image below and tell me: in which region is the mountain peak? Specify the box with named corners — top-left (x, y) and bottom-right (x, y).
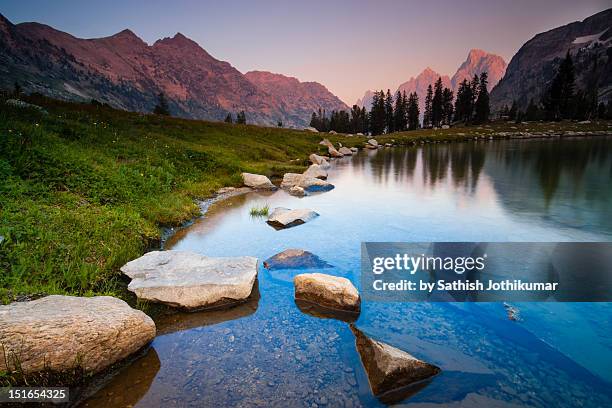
top-left (155, 32), bottom-right (199, 49)
top-left (467, 48), bottom-right (486, 59)
top-left (110, 29), bottom-right (142, 41)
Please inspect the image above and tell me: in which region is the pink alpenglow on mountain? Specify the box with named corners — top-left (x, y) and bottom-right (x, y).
top-left (356, 90), bottom-right (376, 109)
top-left (451, 49), bottom-right (507, 91)
top-left (245, 71), bottom-right (349, 124)
top-left (397, 67), bottom-right (451, 113)
top-left (0, 13), bottom-right (345, 127)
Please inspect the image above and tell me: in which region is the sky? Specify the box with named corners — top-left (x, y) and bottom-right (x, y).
top-left (1, 0), bottom-right (610, 105)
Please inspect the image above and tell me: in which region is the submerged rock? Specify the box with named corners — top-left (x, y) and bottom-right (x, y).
top-left (263, 249), bottom-right (332, 270)
top-left (0, 295), bottom-right (155, 375)
top-left (121, 251), bottom-right (258, 310)
top-left (295, 299), bottom-right (359, 323)
top-left (241, 172), bottom-right (276, 190)
top-left (303, 164), bottom-right (328, 179)
top-left (338, 146), bottom-right (353, 155)
top-left (294, 273), bottom-right (360, 312)
top-left (351, 326), bottom-right (440, 400)
top-left (266, 207), bottom-right (319, 229)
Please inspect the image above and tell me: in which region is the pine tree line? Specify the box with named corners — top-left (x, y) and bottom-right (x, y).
top-left (498, 51), bottom-right (612, 122)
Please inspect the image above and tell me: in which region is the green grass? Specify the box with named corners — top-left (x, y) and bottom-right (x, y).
top-left (1, 95), bottom-right (610, 305)
top-left (0, 95), bottom-right (324, 304)
top-left (249, 204), bottom-right (270, 217)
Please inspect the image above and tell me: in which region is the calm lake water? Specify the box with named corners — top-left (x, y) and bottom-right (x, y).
top-left (84, 137), bottom-right (612, 407)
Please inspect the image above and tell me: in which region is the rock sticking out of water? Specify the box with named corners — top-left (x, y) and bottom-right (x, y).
top-left (241, 172), bottom-right (277, 190)
top-left (281, 173), bottom-right (334, 193)
top-left (264, 249), bottom-right (333, 270)
top-left (266, 207), bottom-right (319, 230)
top-left (309, 153), bottom-right (330, 168)
top-left (351, 325), bottom-right (440, 402)
top-left (367, 139), bottom-right (379, 148)
top-left (121, 250), bottom-right (258, 310)
top-left (0, 295), bottom-right (155, 375)
top-left (339, 146), bottom-right (353, 156)
top-left (328, 145), bottom-right (344, 158)
top-left (289, 186), bottom-right (306, 197)
top-left (303, 164), bottom-right (328, 180)
top-left (294, 273), bottom-right (360, 313)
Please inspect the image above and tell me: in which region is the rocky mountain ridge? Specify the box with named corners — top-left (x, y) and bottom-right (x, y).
top-left (0, 14), bottom-right (346, 127)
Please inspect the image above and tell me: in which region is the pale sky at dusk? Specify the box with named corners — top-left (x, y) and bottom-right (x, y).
top-left (2, 0), bottom-right (610, 105)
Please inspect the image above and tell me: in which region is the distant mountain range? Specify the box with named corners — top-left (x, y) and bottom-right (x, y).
top-left (244, 71), bottom-right (348, 125)
top-left (356, 49), bottom-right (507, 114)
top-left (0, 13), bottom-right (345, 127)
top-left (490, 8), bottom-right (612, 111)
top-left (2, 8), bottom-right (611, 124)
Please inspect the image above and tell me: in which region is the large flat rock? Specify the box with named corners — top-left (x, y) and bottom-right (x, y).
top-left (266, 207), bottom-right (319, 230)
top-left (351, 326), bottom-right (440, 400)
top-left (0, 295), bottom-right (155, 375)
top-left (294, 273), bottom-right (360, 312)
top-left (121, 251), bottom-right (258, 310)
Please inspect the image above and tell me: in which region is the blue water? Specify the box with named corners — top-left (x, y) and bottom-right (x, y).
top-left (85, 137), bottom-right (612, 407)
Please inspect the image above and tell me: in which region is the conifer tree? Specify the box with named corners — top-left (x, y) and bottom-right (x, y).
top-left (224, 113), bottom-right (233, 123)
top-left (543, 50), bottom-right (576, 120)
top-left (442, 87), bottom-right (454, 125)
top-left (369, 90), bottom-right (386, 135)
top-left (393, 90), bottom-right (407, 132)
top-left (384, 89), bottom-right (394, 133)
top-left (407, 92), bottom-right (420, 130)
top-left (474, 72), bottom-right (490, 124)
top-left (236, 110), bottom-right (246, 124)
top-left (153, 92), bottom-right (170, 116)
top-left (423, 84), bottom-right (433, 128)
top-left (431, 77), bottom-right (444, 127)
top-left (508, 100), bottom-right (518, 120)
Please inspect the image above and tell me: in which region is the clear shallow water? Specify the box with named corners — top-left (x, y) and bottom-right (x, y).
top-left (85, 137), bottom-right (612, 407)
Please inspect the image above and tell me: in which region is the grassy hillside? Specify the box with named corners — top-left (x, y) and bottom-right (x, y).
top-left (0, 96), bottom-right (323, 304)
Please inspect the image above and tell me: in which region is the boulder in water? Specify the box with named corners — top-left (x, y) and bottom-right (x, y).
top-left (294, 273), bottom-right (360, 312)
top-left (339, 146), bottom-right (353, 155)
top-left (367, 138), bottom-right (379, 147)
top-left (309, 153), bottom-right (330, 168)
top-left (241, 173), bottom-right (276, 190)
top-left (328, 145), bottom-right (344, 158)
top-left (281, 173), bottom-right (334, 192)
top-left (288, 186), bottom-right (306, 197)
top-left (267, 207), bottom-right (319, 229)
top-left (351, 325), bottom-right (441, 400)
top-left (303, 164), bottom-right (328, 179)
top-left (121, 251), bottom-right (258, 310)
top-left (0, 295), bottom-right (155, 375)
